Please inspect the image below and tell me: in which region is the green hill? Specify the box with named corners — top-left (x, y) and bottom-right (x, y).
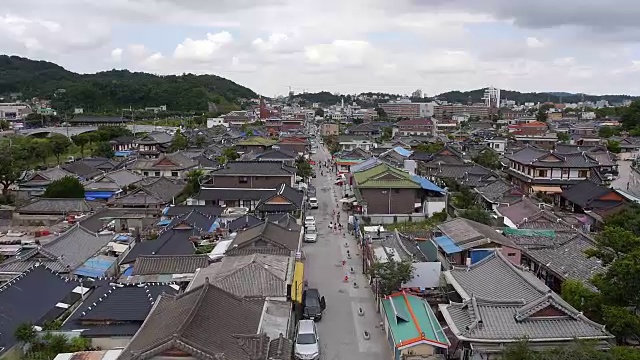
top-left (0, 55), bottom-right (258, 113)
top-left (434, 88), bottom-right (637, 105)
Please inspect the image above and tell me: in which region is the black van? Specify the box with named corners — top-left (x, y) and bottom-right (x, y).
top-left (302, 288), bottom-right (326, 321)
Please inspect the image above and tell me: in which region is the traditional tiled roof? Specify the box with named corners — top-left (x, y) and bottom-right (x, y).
top-left (188, 254), bottom-right (290, 298)
top-left (212, 161), bottom-right (295, 176)
top-left (134, 177), bottom-right (185, 203)
top-left (436, 218), bottom-right (517, 251)
top-left (353, 163), bottom-right (420, 189)
top-left (561, 180), bottom-right (623, 209)
top-left (0, 225), bottom-right (112, 273)
top-left (21, 167), bottom-right (75, 187)
top-left (0, 265), bottom-right (82, 356)
top-left (497, 198), bottom-right (544, 225)
top-left (16, 198), bottom-right (96, 214)
top-left (505, 145), bottom-right (600, 168)
top-left (475, 179), bottom-right (524, 204)
top-left (441, 250), bottom-right (612, 343)
top-left (129, 152), bottom-right (198, 171)
top-left (120, 229), bottom-right (196, 265)
top-left (118, 282), bottom-right (267, 360)
top-left (136, 131), bottom-right (173, 145)
top-left (133, 255), bottom-right (210, 276)
top-left (63, 283), bottom-right (178, 337)
top-left (227, 222), bottom-right (300, 256)
top-left (196, 188), bottom-right (273, 201)
top-left (62, 161), bottom-right (103, 179)
top-left (255, 183), bottom-right (304, 213)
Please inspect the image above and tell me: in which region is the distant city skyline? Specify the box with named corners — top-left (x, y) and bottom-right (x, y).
top-left (3, 1), bottom-right (640, 96)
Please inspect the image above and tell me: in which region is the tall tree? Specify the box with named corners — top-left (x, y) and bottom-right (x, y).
top-left (92, 141), bottom-right (115, 159)
top-left (222, 146), bottom-right (239, 161)
top-left (295, 156), bottom-right (314, 180)
top-left (43, 176), bottom-right (85, 198)
top-left (472, 149), bottom-right (502, 169)
top-left (170, 130), bottom-right (188, 151)
top-left (368, 259), bottom-right (413, 296)
top-left (14, 322), bottom-right (36, 344)
top-left (71, 133), bottom-right (90, 157)
top-left (0, 142), bottom-right (27, 195)
top-left (49, 134), bottom-right (71, 164)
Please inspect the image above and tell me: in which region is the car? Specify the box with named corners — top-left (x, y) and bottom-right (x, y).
top-left (304, 216), bottom-right (316, 227)
top-left (302, 288), bottom-right (326, 321)
top-left (294, 320), bottom-right (320, 360)
top-left (304, 226), bottom-right (318, 243)
top-left (308, 197), bottom-right (319, 209)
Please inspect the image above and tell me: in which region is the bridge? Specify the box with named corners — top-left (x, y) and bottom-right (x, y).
top-left (19, 124), bottom-right (178, 137)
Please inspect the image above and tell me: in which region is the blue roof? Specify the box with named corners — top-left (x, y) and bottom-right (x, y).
top-left (73, 255), bottom-right (117, 278)
top-left (157, 219), bottom-right (171, 226)
top-left (350, 158), bottom-right (381, 173)
top-left (209, 219), bottom-right (220, 232)
top-left (393, 146), bottom-right (413, 157)
top-left (434, 235), bottom-right (462, 254)
top-left (85, 191), bottom-right (114, 199)
top-left (114, 150), bottom-right (133, 157)
top-left (123, 266), bottom-right (134, 276)
top-left (411, 175), bottom-right (445, 194)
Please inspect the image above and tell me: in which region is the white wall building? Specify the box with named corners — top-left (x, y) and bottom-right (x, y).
top-left (0, 103), bottom-right (31, 121)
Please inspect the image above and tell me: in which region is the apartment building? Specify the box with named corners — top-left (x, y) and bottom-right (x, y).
top-left (380, 100), bottom-right (434, 120)
top-left (433, 104), bottom-right (490, 119)
top-left (0, 103), bottom-right (32, 121)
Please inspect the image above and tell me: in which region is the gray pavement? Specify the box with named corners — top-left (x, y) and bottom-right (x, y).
top-left (302, 144), bottom-right (391, 360)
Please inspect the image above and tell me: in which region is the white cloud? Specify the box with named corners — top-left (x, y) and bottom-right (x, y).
top-left (304, 40), bottom-right (372, 66)
top-left (173, 31), bottom-right (233, 61)
top-left (110, 48), bottom-right (123, 62)
top-left (526, 36), bottom-right (544, 48)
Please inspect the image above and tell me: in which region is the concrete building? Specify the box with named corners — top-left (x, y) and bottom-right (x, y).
top-left (433, 104), bottom-right (490, 119)
top-left (380, 100), bottom-right (434, 120)
top-left (0, 102), bottom-right (31, 121)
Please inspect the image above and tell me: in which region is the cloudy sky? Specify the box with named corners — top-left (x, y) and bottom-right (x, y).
top-left (3, 0), bottom-right (640, 97)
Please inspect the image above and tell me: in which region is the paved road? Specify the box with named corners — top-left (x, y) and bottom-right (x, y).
top-left (302, 144), bottom-right (391, 360)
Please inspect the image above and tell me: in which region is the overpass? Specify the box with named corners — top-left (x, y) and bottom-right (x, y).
top-left (19, 124), bottom-right (178, 137)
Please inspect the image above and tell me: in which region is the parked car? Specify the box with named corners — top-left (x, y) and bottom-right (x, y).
top-left (295, 320), bottom-right (320, 360)
top-left (308, 197), bottom-right (319, 209)
top-left (304, 226), bottom-right (318, 243)
top-left (304, 216), bottom-right (316, 228)
top-left (302, 288), bottom-right (326, 321)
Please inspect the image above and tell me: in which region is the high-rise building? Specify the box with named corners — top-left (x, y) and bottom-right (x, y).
top-left (380, 100), bottom-right (434, 120)
top-left (482, 87), bottom-right (501, 108)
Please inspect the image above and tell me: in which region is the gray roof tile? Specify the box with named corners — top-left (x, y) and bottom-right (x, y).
top-left (437, 218), bottom-right (516, 250)
top-left (16, 198), bottom-right (97, 214)
top-left (132, 255), bottom-right (210, 275)
top-left (212, 161), bottom-right (296, 176)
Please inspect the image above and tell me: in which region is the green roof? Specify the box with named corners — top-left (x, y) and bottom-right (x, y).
top-left (381, 292), bottom-right (449, 349)
top-left (353, 163), bottom-right (420, 189)
top-left (237, 137), bottom-right (277, 146)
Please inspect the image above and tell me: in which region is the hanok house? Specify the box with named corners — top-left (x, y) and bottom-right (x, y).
top-left (62, 160), bottom-right (104, 181)
top-left (560, 180), bottom-right (627, 228)
top-left (225, 221), bottom-right (301, 257)
top-left (276, 136), bottom-right (308, 154)
top-left (129, 151), bottom-right (198, 179)
top-left (503, 228), bottom-right (605, 293)
top-left (188, 253), bottom-right (292, 299)
top-left (254, 183), bottom-right (304, 217)
top-left (439, 251), bottom-right (613, 359)
top-left (235, 136), bottom-right (278, 154)
top-left (209, 161), bottom-right (297, 188)
top-left (84, 169), bottom-right (143, 200)
top-left (381, 292), bottom-right (449, 360)
top-left (0, 265), bottom-right (87, 358)
top-left (62, 283), bottom-right (179, 349)
top-left (504, 145), bottom-right (606, 194)
top-left (135, 131), bottom-right (173, 158)
top-left (13, 198), bottom-right (98, 226)
top-left (0, 224), bottom-right (114, 280)
top-left (352, 163), bottom-right (445, 215)
top-left (252, 148), bottom-right (298, 167)
top-left (334, 147), bottom-right (372, 174)
top-left (116, 281), bottom-right (292, 360)
top-left (431, 218), bottom-right (521, 268)
top-left (110, 135), bottom-right (136, 156)
top-left (18, 167), bottom-right (75, 198)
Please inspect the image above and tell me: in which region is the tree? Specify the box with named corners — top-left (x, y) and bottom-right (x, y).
top-left (557, 132), bottom-right (570, 143)
top-left (184, 169), bottom-right (205, 196)
top-left (599, 126), bottom-right (621, 138)
top-left (536, 108), bottom-right (548, 122)
top-left (170, 130), bottom-right (188, 151)
top-left (295, 156), bottom-right (313, 180)
top-left (415, 142), bottom-right (444, 154)
top-left (472, 150), bottom-right (502, 169)
top-left (368, 259), bottom-right (414, 296)
top-left (14, 322), bottom-right (36, 344)
top-left (315, 108), bottom-right (324, 117)
top-left (0, 120), bottom-right (9, 130)
top-left (43, 176), bottom-right (85, 198)
top-left (31, 139), bottom-right (52, 165)
top-left (49, 134), bottom-right (71, 164)
top-left (222, 146), bottom-right (239, 161)
top-left (194, 134), bottom-right (207, 148)
top-left (452, 187), bottom-right (476, 209)
top-left (0, 142), bottom-right (27, 195)
top-left (607, 140), bottom-right (621, 154)
top-left (71, 133), bottom-right (90, 157)
top-left (352, 117), bottom-right (364, 125)
top-left (375, 107), bottom-right (388, 120)
top-left (380, 127), bottom-right (393, 141)
top-left (459, 208), bottom-right (492, 225)
top-left (92, 141), bottom-right (115, 159)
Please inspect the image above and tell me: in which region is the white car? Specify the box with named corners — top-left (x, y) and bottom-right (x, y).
top-left (304, 216), bottom-right (316, 228)
top-left (294, 320), bottom-right (320, 360)
top-left (304, 226), bottom-right (318, 243)
top-left (308, 197), bottom-right (319, 209)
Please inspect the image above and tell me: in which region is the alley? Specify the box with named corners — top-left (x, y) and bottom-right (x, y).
top-left (302, 143), bottom-right (391, 360)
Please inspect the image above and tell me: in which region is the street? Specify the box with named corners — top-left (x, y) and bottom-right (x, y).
top-left (302, 144), bottom-right (391, 360)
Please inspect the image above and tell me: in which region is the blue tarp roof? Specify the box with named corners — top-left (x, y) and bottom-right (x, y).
top-left (73, 255), bottom-right (117, 278)
top-left (114, 150), bottom-right (133, 157)
top-left (434, 235), bottom-right (462, 254)
top-left (84, 191), bottom-right (114, 199)
top-left (209, 219), bottom-right (220, 232)
top-left (157, 219), bottom-right (171, 226)
top-left (411, 175), bottom-right (445, 194)
top-left (123, 266), bottom-right (134, 276)
top-left (393, 146), bottom-right (413, 157)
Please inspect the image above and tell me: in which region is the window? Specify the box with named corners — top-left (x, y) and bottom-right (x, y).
top-left (507, 252), bottom-right (516, 257)
top-left (154, 172), bottom-right (161, 177)
top-left (239, 176), bottom-right (249, 183)
top-left (143, 172), bottom-right (149, 176)
top-left (579, 170), bottom-right (588, 178)
top-left (537, 170), bottom-right (547, 177)
top-left (394, 189), bottom-right (400, 193)
top-left (171, 171), bottom-right (179, 177)
top-left (562, 168), bottom-right (569, 177)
